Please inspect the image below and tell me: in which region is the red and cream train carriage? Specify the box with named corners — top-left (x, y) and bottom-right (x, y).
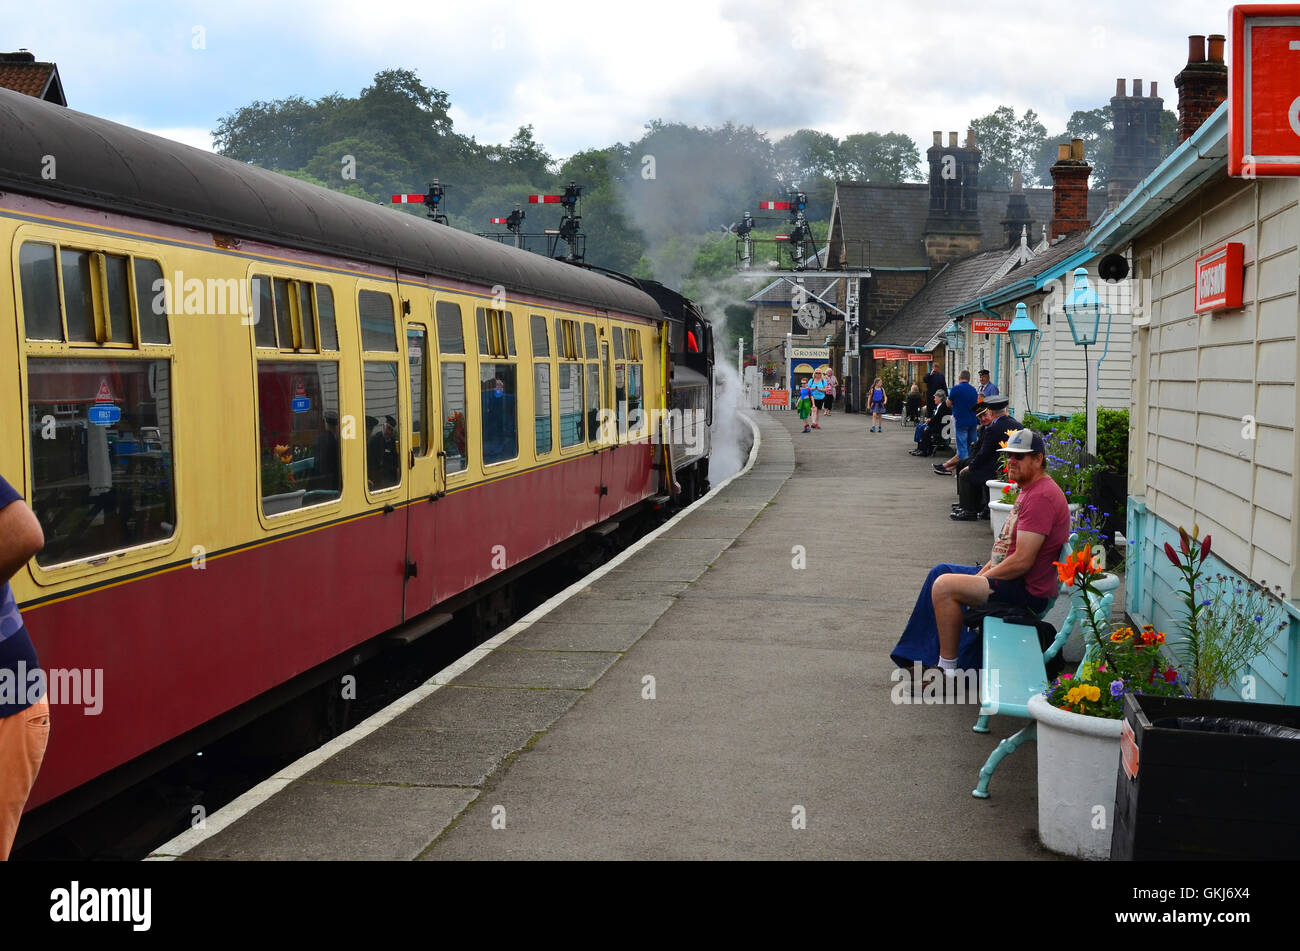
top-left (0, 88), bottom-right (713, 832)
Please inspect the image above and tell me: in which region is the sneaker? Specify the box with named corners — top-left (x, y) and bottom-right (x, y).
top-left (802, 426), bottom-right (811, 433)
top-left (812, 424), bottom-right (821, 429)
top-left (950, 510), bottom-right (978, 521)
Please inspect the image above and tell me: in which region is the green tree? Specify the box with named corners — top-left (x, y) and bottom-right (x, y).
top-left (970, 106), bottom-right (1048, 187)
top-left (773, 129), bottom-right (840, 187)
top-left (213, 95), bottom-right (325, 170)
top-left (837, 131), bottom-right (922, 183)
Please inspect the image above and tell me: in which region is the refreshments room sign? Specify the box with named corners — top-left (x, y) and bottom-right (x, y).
top-left (1228, 4), bottom-right (1300, 177)
top-left (1194, 243), bottom-right (1245, 312)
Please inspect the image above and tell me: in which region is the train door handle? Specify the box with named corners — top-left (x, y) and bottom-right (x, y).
top-left (405, 560), bottom-right (418, 580)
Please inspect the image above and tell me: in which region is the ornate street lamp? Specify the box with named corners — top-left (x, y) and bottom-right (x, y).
top-left (1007, 302), bottom-right (1040, 422)
top-left (1060, 267), bottom-right (1112, 456)
top-left (941, 320), bottom-right (966, 352)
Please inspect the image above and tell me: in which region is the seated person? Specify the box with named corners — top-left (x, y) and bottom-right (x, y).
top-left (904, 385), bottom-right (923, 422)
top-left (952, 395), bottom-right (1020, 520)
top-left (932, 398), bottom-right (986, 475)
top-left (890, 429), bottom-right (1070, 672)
top-left (911, 390), bottom-right (950, 456)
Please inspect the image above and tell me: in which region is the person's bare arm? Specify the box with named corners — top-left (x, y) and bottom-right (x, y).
top-left (0, 498), bottom-right (44, 586)
top-left (983, 530), bottom-right (1045, 581)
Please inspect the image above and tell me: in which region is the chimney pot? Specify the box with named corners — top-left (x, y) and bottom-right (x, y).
top-left (1057, 143), bottom-right (1070, 161)
top-left (1071, 138), bottom-right (1085, 161)
top-left (1188, 35), bottom-right (1206, 64)
top-left (1208, 34), bottom-right (1225, 63)
top-left (1133, 78), bottom-right (1143, 96)
top-left (948, 131), bottom-right (958, 148)
top-left (1150, 81), bottom-right (1158, 97)
top-left (932, 131), bottom-right (942, 146)
top-left (1116, 78), bottom-right (1126, 97)
top-left (966, 129), bottom-right (976, 149)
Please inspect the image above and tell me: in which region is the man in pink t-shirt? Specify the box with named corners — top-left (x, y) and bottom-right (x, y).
top-left (928, 429), bottom-right (1070, 671)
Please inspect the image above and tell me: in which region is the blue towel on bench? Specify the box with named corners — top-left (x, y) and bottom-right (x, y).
top-left (889, 563), bottom-right (984, 670)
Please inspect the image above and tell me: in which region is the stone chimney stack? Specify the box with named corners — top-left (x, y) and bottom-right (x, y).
top-left (1000, 170), bottom-right (1034, 248)
top-left (1108, 77), bottom-right (1165, 213)
top-left (1175, 34), bottom-right (1227, 142)
top-left (924, 128), bottom-right (982, 266)
top-left (1049, 138), bottom-right (1092, 241)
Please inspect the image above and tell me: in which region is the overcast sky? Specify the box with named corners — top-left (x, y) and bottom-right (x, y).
top-left (8, 0), bottom-right (1243, 159)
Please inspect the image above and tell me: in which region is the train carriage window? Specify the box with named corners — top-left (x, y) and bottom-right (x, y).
top-left (530, 316), bottom-right (549, 357)
top-left (613, 327), bottom-right (625, 360)
top-left (27, 357), bottom-right (177, 565)
top-left (104, 254), bottom-right (133, 345)
top-left (436, 301), bottom-right (465, 354)
top-left (583, 323), bottom-right (598, 359)
top-left (252, 276), bottom-right (276, 348)
top-left (256, 361), bottom-right (342, 515)
top-left (534, 364), bottom-right (552, 455)
top-left (441, 363), bottom-right (468, 475)
top-left (407, 327), bottom-right (428, 458)
top-left (476, 309), bottom-right (489, 355)
top-left (615, 364), bottom-right (627, 436)
top-left (60, 249), bottom-right (97, 343)
top-left (506, 313), bottom-right (516, 356)
top-left (480, 364), bottom-right (518, 465)
top-left (134, 259), bottom-right (170, 344)
top-left (585, 363), bottom-right (600, 444)
top-left (628, 365), bottom-right (643, 435)
top-left (359, 290), bottom-right (398, 352)
top-left (272, 279), bottom-right (294, 350)
top-left (296, 283), bottom-right (318, 352)
top-left (363, 362), bottom-right (401, 490)
top-left (558, 363), bottom-right (583, 447)
top-left (315, 285), bottom-right (338, 351)
top-left (19, 243), bottom-right (61, 341)
top-left (476, 308), bottom-right (514, 359)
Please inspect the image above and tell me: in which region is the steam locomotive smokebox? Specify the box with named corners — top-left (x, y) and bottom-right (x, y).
top-left (1112, 693), bottom-right (1300, 860)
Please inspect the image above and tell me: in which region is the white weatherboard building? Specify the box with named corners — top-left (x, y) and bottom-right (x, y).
top-left (1089, 102), bottom-right (1300, 704)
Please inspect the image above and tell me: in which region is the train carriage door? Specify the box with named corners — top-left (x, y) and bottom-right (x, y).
top-left (402, 315), bottom-right (438, 619)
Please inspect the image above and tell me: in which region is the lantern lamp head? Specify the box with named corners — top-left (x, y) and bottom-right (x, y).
top-left (1007, 302), bottom-right (1040, 363)
top-left (941, 320), bottom-right (965, 352)
top-left (1062, 266), bottom-right (1105, 346)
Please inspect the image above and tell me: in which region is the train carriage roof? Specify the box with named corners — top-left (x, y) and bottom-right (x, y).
top-left (0, 87), bottom-right (662, 319)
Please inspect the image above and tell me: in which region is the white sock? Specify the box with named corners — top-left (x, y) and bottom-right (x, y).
top-left (937, 655), bottom-right (957, 674)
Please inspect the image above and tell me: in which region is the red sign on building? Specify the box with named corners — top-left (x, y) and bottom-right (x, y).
top-left (970, 317), bottom-right (1010, 334)
top-left (761, 389), bottom-right (790, 406)
top-left (883, 349), bottom-right (907, 360)
top-left (1229, 5), bottom-right (1300, 177)
top-left (1194, 243), bottom-right (1245, 313)
top-left (907, 353), bottom-right (933, 363)
top-left (871, 348), bottom-right (889, 358)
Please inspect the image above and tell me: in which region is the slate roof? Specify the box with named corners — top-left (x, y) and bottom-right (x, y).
top-left (950, 230), bottom-right (1091, 312)
top-left (0, 54), bottom-right (65, 105)
top-left (871, 247), bottom-right (1012, 349)
top-left (829, 182), bottom-right (1109, 269)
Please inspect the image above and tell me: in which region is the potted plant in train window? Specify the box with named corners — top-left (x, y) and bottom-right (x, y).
top-left (443, 411), bottom-right (467, 464)
top-left (1026, 546), bottom-right (1187, 860)
top-left (1111, 526), bottom-right (1300, 861)
top-left (261, 443), bottom-right (306, 515)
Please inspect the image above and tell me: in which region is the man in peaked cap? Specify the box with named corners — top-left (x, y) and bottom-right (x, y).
top-left (891, 428), bottom-right (1070, 673)
top-left (950, 394), bottom-right (1018, 520)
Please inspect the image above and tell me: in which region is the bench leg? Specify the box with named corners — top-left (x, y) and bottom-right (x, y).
top-left (971, 721), bottom-right (1037, 799)
top-left (972, 713), bottom-right (991, 733)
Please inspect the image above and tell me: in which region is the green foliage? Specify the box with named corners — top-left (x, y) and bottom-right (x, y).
top-left (837, 131), bottom-right (923, 183)
top-left (1023, 408), bottom-right (1128, 475)
top-left (970, 105), bottom-right (1048, 187)
top-left (879, 364), bottom-right (908, 412)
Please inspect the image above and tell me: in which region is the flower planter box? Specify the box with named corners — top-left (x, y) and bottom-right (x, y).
top-left (1112, 693), bottom-right (1300, 860)
top-left (1028, 693), bottom-right (1121, 860)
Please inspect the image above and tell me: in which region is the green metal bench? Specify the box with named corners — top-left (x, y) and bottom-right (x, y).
top-left (970, 534), bottom-right (1113, 798)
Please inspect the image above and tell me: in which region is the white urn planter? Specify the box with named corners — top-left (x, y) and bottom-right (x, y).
top-left (986, 480), bottom-right (1015, 537)
top-left (1027, 693), bottom-right (1121, 860)
top-left (262, 488), bottom-right (306, 515)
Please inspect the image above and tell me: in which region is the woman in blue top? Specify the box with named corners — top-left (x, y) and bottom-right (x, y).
top-left (808, 370), bottom-right (828, 429)
top-left (869, 377), bottom-right (887, 432)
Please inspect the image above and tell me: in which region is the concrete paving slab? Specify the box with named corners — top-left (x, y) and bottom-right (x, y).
top-left (508, 621), bottom-right (653, 652)
top-left (389, 685), bottom-right (583, 732)
top-left (450, 647), bottom-right (621, 689)
top-left (540, 594), bottom-right (676, 626)
top-left (185, 782), bottom-right (475, 861)
top-left (305, 724), bottom-right (537, 787)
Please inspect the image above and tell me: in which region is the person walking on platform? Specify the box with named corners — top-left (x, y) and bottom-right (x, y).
top-left (824, 371), bottom-right (838, 415)
top-left (868, 377), bottom-right (886, 432)
top-left (0, 475), bottom-right (48, 860)
top-left (809, 370), bottom-right (828, 429)
top-left (796, 378), bottom-right (813, 433)
top-left (947, 370), bottom-right (979, 460)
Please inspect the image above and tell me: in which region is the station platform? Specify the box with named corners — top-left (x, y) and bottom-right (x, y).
top-left (152, 409), bottom-right (1061, 861)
